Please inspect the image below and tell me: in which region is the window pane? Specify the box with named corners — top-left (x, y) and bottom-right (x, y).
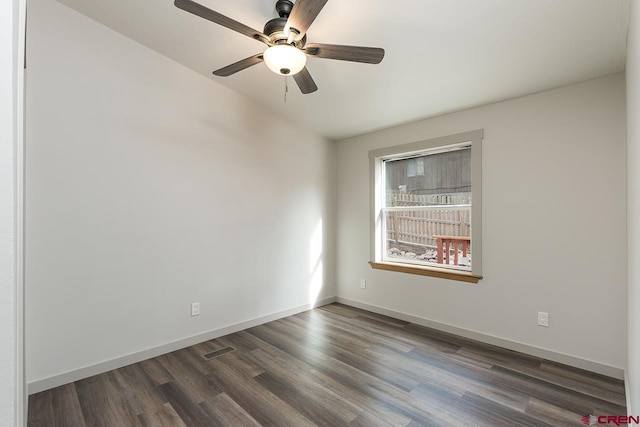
top-left (407, 158), bottom-right (417, 177)
top-left (416, 157), bottom-right (424, 176)
top-left (384, 147), bottom-right (471, 207)
top-left (384, 207), bottom-right (471, 270)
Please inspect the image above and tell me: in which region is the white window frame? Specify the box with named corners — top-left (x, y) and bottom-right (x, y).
top-left (368, 130), bottom-right (483, 282)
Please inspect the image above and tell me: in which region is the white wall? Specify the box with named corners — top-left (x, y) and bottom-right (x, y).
top-left (0, 0), bottom-right (16, 421)
top-left (26, 0), bottom-right (335, 388)
top-left (1, 0), bottom-right (24, 425)
top-left (336, 73), bottom-right (627, 373)
top-left (627, 0), bottom-right (640, 414)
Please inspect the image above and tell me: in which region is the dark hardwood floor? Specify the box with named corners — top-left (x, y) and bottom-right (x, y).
top-left (28, 303), bottom-right (626, 426)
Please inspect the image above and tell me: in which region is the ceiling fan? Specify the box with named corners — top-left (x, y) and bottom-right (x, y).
top-left (174, 0), bottom-right (385, 94)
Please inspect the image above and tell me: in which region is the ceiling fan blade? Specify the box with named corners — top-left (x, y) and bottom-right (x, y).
top-left (213, 54), bottom-right (264, 77)
top-left (304, 43), bottom-right (385, 64)
top-left (293, 67), bottom-right (318, 94)
top-left (174, 0), bottom-right (268, 44)
top-left (285, 0), bottom-right (328, 41)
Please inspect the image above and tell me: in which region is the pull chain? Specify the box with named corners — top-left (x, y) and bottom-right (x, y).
top-left (284, 75), bottom-right (289, 103)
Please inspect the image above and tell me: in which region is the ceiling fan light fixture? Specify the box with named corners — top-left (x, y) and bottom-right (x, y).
top-left (263, 44), bottom-right (307, 76)
top-left (175, 0), bottom-right (385, 95)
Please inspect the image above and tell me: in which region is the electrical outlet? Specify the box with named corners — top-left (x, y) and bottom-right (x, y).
top-left (538, 311), bottom-right (549, 327)
top-left (191, 302), bottom-right (200, 317)
top-left (360, 279), bottom-right (366, 289)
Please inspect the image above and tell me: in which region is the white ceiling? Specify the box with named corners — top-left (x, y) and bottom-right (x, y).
top-left (55, 0), bottom-right (630, 140)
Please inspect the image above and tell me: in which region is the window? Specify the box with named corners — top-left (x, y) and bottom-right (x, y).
top-left (368, 130), bottom-right (483, 283)
top-left (406, 157), bottom-right (425, 177)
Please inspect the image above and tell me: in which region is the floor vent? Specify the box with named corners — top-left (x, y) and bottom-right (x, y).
top-left (201, 346), bottom-right (235, 361)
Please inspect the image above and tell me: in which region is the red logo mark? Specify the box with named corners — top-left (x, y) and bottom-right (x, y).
top-left (582, 415), bottom-right (640, 425)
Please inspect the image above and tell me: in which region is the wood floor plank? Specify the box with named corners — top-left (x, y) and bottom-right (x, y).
top-left (207, 365), bottom-right (317, 427)
top-left (455, 344), bottom-right (543, 370)
top-left (266, 317), bottom-right (308, 340)
top-left (320, 303), bottom-right (411, 328)
top-left (201, 343), bottom-right (266, 379)
top-left (255, 371), bottom-right (359, 426)
top-left (28, 303), bottom-right (627, 426)
top-left (216, 331), bottom-right (262, 354)
top-left (304, 334), bottom-right (421, 392)
top-left (403, 346), bottom-right (533, 412)
top-left (246, 323), bottom-right (329, 366)
top-left (316, 310), bottom-right (417, 353)
top-left (405, 322), bottom-right (544, 366)
top-left (348, 412), bottom-right (398, 427)
top-left (137, 357), bottom-right (174, 386)
top-left (367, 343), bottom-right (470, 396)
top-left (50, 383), bottom-right (86, 427)
top-left (354, 315), bottom-right (462, 355)
top-left (490, 365), bottom-right (626, 415)
top-left (199, 392), bottom-right (261, 426)
top-left (75, 371), bottom-right (142, 427)
top-left (496, 359), bottom-right (626, 406)
top-left (249, 347), bottom-right (414, 426)
top-left (220, 329), bottom-right (285, 359)
top-left (251, 351), bottom-right (362, 423)
top-left (460, 391), bottom-right (552, 427)
top-left (538, 360), bottom-right (627, 401)
top-left (318, 303), bottom-right (360, 318)
top-left (286, 312), bottom-right (381, 358)
top-left (317, 356), bottom-right (459, 426)
top-left (410, 380), bottom-right (529, 427)
top-left (27, 389), bottom-right (53, 427)
top-left (155, 348), bottom-right (222, 404)
top-left (157, 382), bottom-right (216, 427)
top-left (112, 363), bottom-right (181, 427)
top-left (138, 402), bottom-right (188, 427)
top-left (524, 397), bottom-right (588, 427)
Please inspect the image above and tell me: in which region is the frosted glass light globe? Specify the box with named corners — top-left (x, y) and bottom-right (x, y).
top-left (263, 45), bottom-right (307, 76)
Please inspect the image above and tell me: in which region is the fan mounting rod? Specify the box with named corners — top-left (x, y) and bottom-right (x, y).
top-left (275, 0), bottom-right (294, 18)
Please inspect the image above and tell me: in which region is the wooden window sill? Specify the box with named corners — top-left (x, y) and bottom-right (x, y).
top-left (369, 261), bottom-right (482, 283)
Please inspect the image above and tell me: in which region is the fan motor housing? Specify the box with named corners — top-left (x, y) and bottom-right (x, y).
top-left (263, 17), bottom-right (287, 38)
top-left (263, 17), bottom-right (306, 47)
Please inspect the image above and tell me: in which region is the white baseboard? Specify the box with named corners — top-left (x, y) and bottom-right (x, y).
top-left (336, 297), bottom-right (625, 380)
top-left (28, 297), bottom-right (336, 395)
top-left (29, 295), bottom-right (624, 395)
